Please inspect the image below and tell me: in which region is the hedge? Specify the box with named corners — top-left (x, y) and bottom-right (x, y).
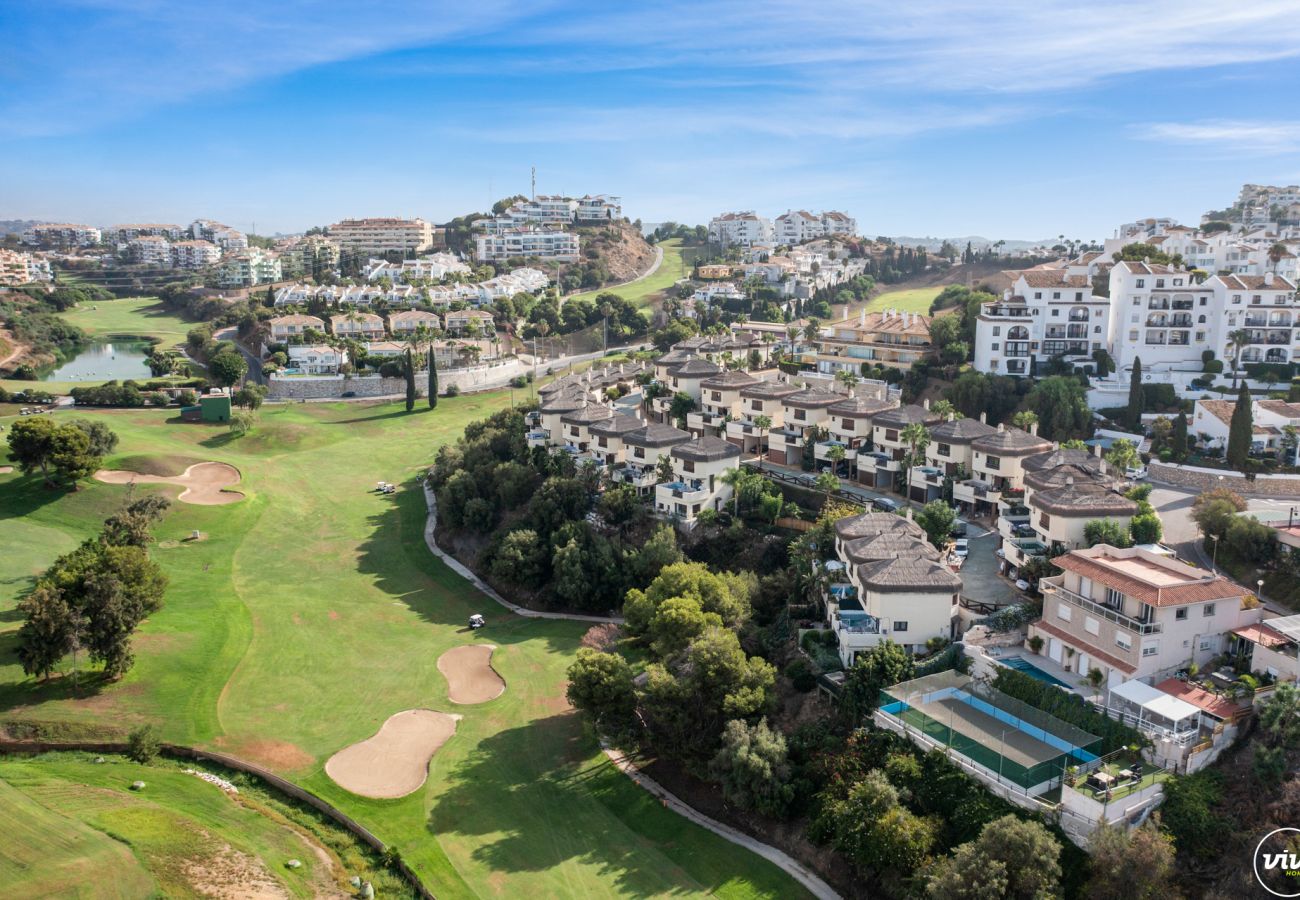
top-left (990, 667), bottom-right (1148, 754)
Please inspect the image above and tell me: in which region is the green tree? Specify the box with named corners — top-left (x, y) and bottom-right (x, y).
top-left (1028, 376), bottom-right (1090, 440)
top-left (630, 525), bottom-right (683, 585)
top-left (649, 596), bottom-right (723, 657)
top-left (7, 416), bottom-right (100, 487)
top-left (926, 814), bottom-right (1062, 900)
top-left (1126, 357), bottom-right (1144, 430)
top-left (916, 500), bottom-right (956, 549)
top-left (623, 561), bottom-right (751, 635)
top-left (126, 724), bottom-right (161, 763)
top-left (840, 640), bottom-right (914, 723)
top-left (1104, 438), bottom-right (1140, 474)
top-left (901, 422), bottom-right (931, 502)
top-left (566, 649), bottom-right (638, 740)
top-left (1084, 518), bottom-right (1132, 548)
top-left (427, 346), bottom-right (438, 408)
top-left (1010, 410), bottom-right (1038, 431)
top-left (1253, 681), bottom-right (1300, 785)
top-left (752, 414), bottom-right (773, 472)
top-left (1226, 328), bottom-right (1250, 389)
top-left (823, 770), bottom-right (937, 877)
top-left (1085, 823), bottom-right (1179, 900)
top-left (404, 347), bottom-right (416, 411)
top-left (1226, 382), bottom-right (1253, 470)
top-left (71, 419), bottom-right (118, 457)
top-left (229, 409), bottom-right (257, 436)
top-left (669, 391), bottom-right (696, 426)
top-left (1129, 513), bottom-right (1163, 545)
top-left (709, 718), bottom-right (794, 818)
top-left (208, 349), bottom-right (248, 387)
top-left (14, 585), bottom-right (76, 680)
top-left (490, 529), bottom-right (545, 585)
top-left (1171, 411), bottom-right (1189, 461)
top-left (100, 496), bottom-right (171, 548)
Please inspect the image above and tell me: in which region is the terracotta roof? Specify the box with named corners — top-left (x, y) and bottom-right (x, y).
top-left (589, 412), bottom-right (644, 436)
top-left (270, 314), bottom-right (325, 327)
top-left (1054, 546), bottom-right (1245, 607)
top-left (829, 396), bottom-right (895, 417)
top-left (331, 313), bottom-right (384, 326)
top-left (843, 533), bottom-right (941, 564)
top-left (560, 404), bottom-right (616, 426)
top-left (1154, 679), bottom-right (1252, 720)
top-left (834, 512), bottom-right (925, 541)
top-left (1258, 400), bottom-right (1300, 419)
top-left (1033, 620), bottom-right (1136, 674)
top-left (1232, 622), bottom-right (1293, 650)
top-left (1198, 399), bottom-right (1275, 435)
top-left (624, 423), bottom-right (691, 448)
top-left (971, 427), bottom-right (1053, 455)
top-left (854, 556), bottom-right (961, 593)
top-left (1022, 448), bottom-right (1104, 473)
top-left (1024, 463), bottom-right (1115, 492)
top-left (1018, 271), bottom-right (1091, 289)
top-left (1215, 273), bottom-right (1297, 291)
top-left (931, 417), bottom-right (998, 443)
top-left (1116, 260), bottom-right (1180, 276)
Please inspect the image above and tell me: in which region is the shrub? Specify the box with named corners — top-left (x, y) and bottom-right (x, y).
top-left (445, 383), bottom-right (461, 397)
top-left (785, 658), bottom-right (817, 692)
top-left (991, 667), bottom-right (1145, 753)
top-left (126, 724), bottom-right (161, 763)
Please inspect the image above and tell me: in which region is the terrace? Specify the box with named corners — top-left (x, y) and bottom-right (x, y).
top-left (1041, 582), bottom-right (1162, 635)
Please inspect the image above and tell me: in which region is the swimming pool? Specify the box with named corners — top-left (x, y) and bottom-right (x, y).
top-left (999, 656), bottom-right (1073, 690)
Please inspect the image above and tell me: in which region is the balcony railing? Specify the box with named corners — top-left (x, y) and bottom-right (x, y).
top-left (1043, 583), bottom-right (1162, 634)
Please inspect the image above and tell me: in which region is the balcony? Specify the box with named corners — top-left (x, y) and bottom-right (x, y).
top-left (687, 410), bottom-right (726, 432)
top-left (1068, 309), bottom-right (1089, 322)
top-left (1244, 316), bottom-right (1269, 327)
top-left (526, 429), bottom-right (551, 449)
top-left (656, 479), bottom-right (709, 503)
top-left (982, 305), bottom-right (1034, 318)
top-left (1171, 299), bottom-right (1194, 310)
top-left (1042, 341), bottom-right (1088, 356)
top-left (814, 438), bottom-right (854, 462)
top-left (1004, 342), bottom-right (1031, 358)
top-left (1042, 582), bottom-right (1162, 635)
top-left (954, 478), bottom-right (1000, 505)
top-left (726, 419), bottom-right (759, 437)
top-left (613, 464), bottom-right (659, 488)
top-left (1267, 332), bottom-right (1292, 345)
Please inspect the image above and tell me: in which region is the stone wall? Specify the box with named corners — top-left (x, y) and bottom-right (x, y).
top-left (1150, 460), bottom-right (1300, 497)
top-left (268, 359), bottom-right (526, 400)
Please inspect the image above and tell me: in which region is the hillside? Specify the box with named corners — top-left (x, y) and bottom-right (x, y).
top-left (573, 220), bottom-right (656, 284)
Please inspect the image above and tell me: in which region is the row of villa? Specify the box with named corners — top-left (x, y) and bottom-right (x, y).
top-left (268, 310), bottom-right (495, 344)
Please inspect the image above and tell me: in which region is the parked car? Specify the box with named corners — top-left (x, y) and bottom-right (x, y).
top-left (950, 519), bottom-right (969, 537)
top-left (1015, 579), bottom-right (1032, 592)
top-left (1126, 466), bottom-right (1148, 480)
top-left (871, 497), bottom-right (900, 513)
top-left (953, 538), bottom-right (969, 558)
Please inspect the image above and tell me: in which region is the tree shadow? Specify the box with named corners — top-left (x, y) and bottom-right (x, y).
top-left (427, 713), bottom-right (713, 896)
top-left (0, 629), bottom-right (113, 712)
top-left (330, 406), bottom-right (434, 426)
top-left (0, 473), bottom-right (79, 520)
top-left (198, 431), bottom-right (239, 449)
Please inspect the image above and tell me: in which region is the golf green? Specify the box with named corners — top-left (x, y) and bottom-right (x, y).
top-left (0, 397), bottom-right (808, 898)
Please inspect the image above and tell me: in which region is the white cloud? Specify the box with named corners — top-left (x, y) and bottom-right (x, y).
top-left (1135, 121), bottom-right (1300, 155)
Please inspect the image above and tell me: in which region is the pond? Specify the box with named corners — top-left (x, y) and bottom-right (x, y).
top-left (43, 340), bottom-right (154, 382)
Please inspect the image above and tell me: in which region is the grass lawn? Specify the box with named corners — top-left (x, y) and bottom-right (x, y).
top-left (0, 397), bottom-right (808, 898)
top-left (569, 238), bottom-right (687, 309)
top-left (864, 285), bottom-right (943, 315)
top-left (59, 296), bottom-right (195, 346)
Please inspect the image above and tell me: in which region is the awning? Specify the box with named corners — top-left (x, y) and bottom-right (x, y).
top-left (1110, 679), bottom-right (1200, 723)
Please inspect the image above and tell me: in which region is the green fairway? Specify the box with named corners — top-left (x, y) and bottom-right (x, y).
top-left (569, 238), bottom-right (687, 309)
top-left (59, 296), bottom-right (195, 346)
top-left (865, 285), bottom-right (943, 315)
top-left (0, 398), bottom-right (808, 898)
top-left (0, 754), bottom-right (379, 898)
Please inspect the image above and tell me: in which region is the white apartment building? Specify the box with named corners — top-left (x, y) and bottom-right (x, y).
top-left (278, 236), bottom-right (339, 278)
top-left (653, 435), bottom-right (742, 529)
top-left (1115, 218), bottom-right (1179, 240)
top-left (330, 313), bottom-right (385, 340)
top-left (217, 248), bottom-right (281, 287)
top-left (974, 268), bottom-right (1112, 375)
top-left (0, 249), bottom-right (52, 285)
top-left (269, 314), bottom-right (326, 343)
top-left (708, 212), bottom-right (774, 249)
top-left (106, 223), bottom-right (185, 242)
top-left (170, 240), bottom-right (222, 269)
top-left (128, 235), bottom-right (172, 266)
top-left (388, 309), bottom-right (442, 337)
top-left (475, 228), bottom-right (580, 262)
top-left (189, 220), bottom-right (248, 252)
top-left (774, 210), bottom-right (857, 244)
top-left (574, 194), bottom-right (622, 222)
top-left (364, 253), bottom-right (471, 283)
top-left (329, 218), bottom-right (436, 255)
top-left (22, 223), bottom-right (101, 248)
top-left (443, 309), bottom-right (495, 336)
top-left (1029, 545), bottom-right (1263, 688)
top-left (286, 344), bottom-right (347, 374)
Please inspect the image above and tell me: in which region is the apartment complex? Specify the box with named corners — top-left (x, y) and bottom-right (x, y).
top-left (217, 248), bottom-right (281, 287)
top-left (21, 223), bottom-right (102, 248)
top-left (190, 219), bottom-right (248, 252)
top-left (127, 235), bottom-right (172, 266)
top-left (328, 218), bottom-right (436, 255)
top-left (169, 240), bottom-right (222, 269)
top-left (475, 228), bottom-right (580, 262)
top-left (105, 223), bottom-right (186, 242)
top-left (708, 212), bottom-right (774, 249)
top-left (806, 309), bottom-right (935, 375)
top-left (279, 236), bottom-right (340, 279)
top-left (1029, 545), bottom-right (1262, 689)
top-left (974, 267), bottom-right (1111, 375)
top-left (364, 253), bottom-right (471, 283)
top-left (0, 248), bottom-right (52, 285)
top-left (774, 209), bottom-right (857, 243)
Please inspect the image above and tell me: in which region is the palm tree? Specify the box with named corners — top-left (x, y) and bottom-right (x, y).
top-left (803, 318), bottom-right (822, 342)
top-left (1227, 329), bottom-right (1250, 389)
top-left (835, 369), bottom-right (859, 394)
top-left (753, 414), bottom-right (772, 471)
top-left (827, 444), bottom-right (846, 478)
top-left (785, 325), bottom-right (799, 352)
top-left (1011, 409), bottom-right (1039, 431)
top-left (931, 399), bottom-right (956, 421)
top-left (721, 465), bottom-right (747, 517)
top-left (901, 422), bottom-right (931, 504)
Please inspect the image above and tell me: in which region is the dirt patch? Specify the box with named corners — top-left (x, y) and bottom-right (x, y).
top-left (327, 611), bottom-right (340, 621)
top-left (181, 844), bottom-right (289, 899)
top-left (217, 737), bottom-right (315, 773)
top-left (324, 709), bottom-right (460, 799)
top-left (94, 461), bottom-right (243, 505)
top-left (0, 466), bottom-right (13, 474)
top-left (438, 644), bottom-right (506, 704)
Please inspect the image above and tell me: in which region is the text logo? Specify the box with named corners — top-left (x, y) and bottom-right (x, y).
top-left (1256, 828), bottom-right (1300, 898)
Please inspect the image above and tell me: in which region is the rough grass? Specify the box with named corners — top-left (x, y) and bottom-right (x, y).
top-left (0, 398), bottom-right (809, 899)
top-left (105, 454), bottom-right (209, 477)
top-left (865, 285), bottom-right (944, 314)
top-left (59, 297), bottom-right (195, 346)
top-left (569, 238), bottom-right (686, 309)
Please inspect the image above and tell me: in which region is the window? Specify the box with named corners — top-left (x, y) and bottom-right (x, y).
top-left (1051, 309), bottom-right (1059, 316)
top-left (1034, 292), bottom-right (1042, 299)
top-left (986, 455), bottom-right (1001, 470)
top-left (937, 443), bottom-right (952, 457)
top-left (841, 417), bottom-right (856, 430)
top-left (1085, 617), bottom-right (1100, 636)
top-left (1156, 279), bottom-right (1165, 288)
top-left (682, 459), bottom-right (695, 473)
top-left (1057, 603), bottom-right (1072, 622)
top-left (1094, 325), bottom-right (1102, 333)
top-left (1233, 294), bottom-right (1242, 304)
top-left (1075, 292), bottom-right (1084, 301)
top-left (993, 326), bottom-right (1001, 336)
top-left (1105, 587), bottom-right (1124, 611)
top-left (894, 621), bottom-right (908, 633)
top-left (1198, 315), bottom-right (1207, 323)
top-left (886, 429), bottom-right (899, 442)
top-left (1116, 633), bottom-right (1132, 651)
top-left (1175, 608), bottom-right (1188, 620)
top-left (752, 400), bottom-right (764, 411)
top-left (1200, 297), bottom-right (1207, 306)
top-left (634, 447), bottom-right (645, 459)
top-left (1199, 639), bottom-right (1213, 651)
top-left (1053, 291), bottom-right (1061, 300)
top-left (1137, 279), bottom-right (1145, 288)
top-left (570, 426), bottom-right (579, 436)
top-left (711, 391), bottom-right (721, 401)
top-left (1203, 603), bottom-right (1216, 617)
top-left (992, 342), bottom-right (1000, 350)
top-left (794, 408), bottom-right (806, 421)
top-left (1129, 330), bottom-right (1139, 341)
top-left (1142, 644), bottom-right (1159, 658)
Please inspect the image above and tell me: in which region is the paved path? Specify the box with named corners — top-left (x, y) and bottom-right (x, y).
top-left (601, 746), bottom-right (841, 900)
top-left (562, 244), bottom-right (664, 302)
top-left (421, 483), bottom-right (622, 624)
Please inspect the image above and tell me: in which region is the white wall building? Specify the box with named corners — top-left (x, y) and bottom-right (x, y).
top-left (974, 268), bottom-right (1112, 375)
top-left (708, 212), bottom-right (774, 249)
top-left (475, 228), bottom-right (580, 262)
top-left (21, 223), bottom-right (102, 248)
top-left (328, 217), bottom-right (436, 255)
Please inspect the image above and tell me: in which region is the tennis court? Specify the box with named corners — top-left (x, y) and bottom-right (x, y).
top-left (879, 670), bottom-right (1101, 791)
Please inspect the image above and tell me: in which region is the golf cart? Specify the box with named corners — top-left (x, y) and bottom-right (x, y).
top-left (468, 614), bottom-right (486, 630)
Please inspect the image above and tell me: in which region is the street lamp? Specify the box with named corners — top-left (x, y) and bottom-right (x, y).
top-left (1210, 534), bottom-right (1220, 573)
top-left (1259, 578), bottom-right (1266, 604)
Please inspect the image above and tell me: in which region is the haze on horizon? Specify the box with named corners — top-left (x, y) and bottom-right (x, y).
top-left (3, 1), bottom-right (1300, 238)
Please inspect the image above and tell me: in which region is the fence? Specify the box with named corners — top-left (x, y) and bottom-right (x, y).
top-left (0, 740), bottom-right (434, 899)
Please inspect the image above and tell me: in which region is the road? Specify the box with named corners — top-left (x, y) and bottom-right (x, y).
top-left (214, 326), bottom-right (265, 386)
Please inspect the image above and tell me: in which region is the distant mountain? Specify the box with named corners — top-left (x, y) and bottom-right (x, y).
top-left (0, 219), bottom-right (45, 236)
top-left (878, 235), bottom-right (1056, 252)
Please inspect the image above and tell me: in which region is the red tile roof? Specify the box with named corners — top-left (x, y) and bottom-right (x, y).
top-left (1054, 547), bottom-right (1244, 608)
top-left (1232, 622), bottom-right (1293, 650)
top-left (1155, 679), bottom-right (1251, 720)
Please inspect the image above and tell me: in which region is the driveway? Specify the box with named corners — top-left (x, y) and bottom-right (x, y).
top-left (960, 526), bottom-right (1022, 609)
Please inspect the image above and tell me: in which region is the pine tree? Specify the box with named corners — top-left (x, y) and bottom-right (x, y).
top-left (404, 348), bottom-right (416, 411)
top-left (1226, 383), bottom-right (1253, 471)
top-left (1172, 411), bottom-right (1189, 461)
top-left (1126, 357), bottom-right (1143, 431)
top-left (427, 347), bottom-right (438, 409)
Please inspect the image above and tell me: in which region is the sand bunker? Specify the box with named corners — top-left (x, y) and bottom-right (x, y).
top-left (324, 709), bottom-right (459, 799)
top-left (438, 644), bottom-right (506, 704)
top-left (0, 466), bottom-right (12, 474)
top-left (94, 461), bottom-right (243, 505)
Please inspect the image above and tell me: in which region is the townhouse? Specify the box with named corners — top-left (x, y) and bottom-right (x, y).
top-left (691, 369), bottom-right (759, 436)
top-left (474, 228), bottom-right (580, 262)
top-left (286, 344), bottom-right (347, 374)
top-left (825, 394), bottom-right (897, 475)
top-left (830, 512), bottom-right (962, 662)
top-left (773, 210), bottom-right (857, 244)
top-left (654, 436), bottom-right (742, 528)
top-left (170, 240), bottom-right (221, 269)
top-left (443, 309), bottom-right (495, 336)
top-left (590, 412), bottom-right (646, 468)
top-left (926, 416), bottom-right (998, 477)
top-left (1206, 272), bottom-right (1300, 369)
top-left (558, 402), bottom-right (618, 453)
top-left (708, 212), bottom-right (774, 248)
top-left (808, 309), bottom-right (935, 375)
top-left (767, 388), bottom-right (840, 467)
top-left (1193, 397), bottom-right (1300, 460)
top-left (1029, 545), bottom-right (1263, 689)
top-left (329, 218), bottom-right (436, 255)
top-left (622, 421), bottom-right (692, 479)
top-left (863, 402), bottom-right (944, 489)
top-left (954, 424), bottom-right (1054, 516)
top-left (22, 223), bottom-right (101, 248)
top-left (330, 313), bottom-right (385, 341)
top-left (268, 314), bottom-right (326, 343)
top-left (364, 253), bottom-right (470, 283)
top-left (726, 380), bottom-right (800, 453)
top-left (388, 309), bottom-right (442, 337)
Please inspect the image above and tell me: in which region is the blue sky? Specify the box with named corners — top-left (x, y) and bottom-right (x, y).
top-left (3, 0), bottom-right (1300, 239)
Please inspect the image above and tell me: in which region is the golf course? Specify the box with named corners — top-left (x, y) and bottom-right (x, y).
top-left (0, 394), bottom-right (808, 897)
top-left (569, 238), bottom-right (688, 309)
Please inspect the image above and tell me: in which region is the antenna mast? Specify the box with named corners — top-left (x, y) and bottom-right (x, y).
top-left (531, 166), bottom-right (536, 202)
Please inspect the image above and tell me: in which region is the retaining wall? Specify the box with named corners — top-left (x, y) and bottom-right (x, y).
top-left (1150, 460), bottom-right (1300, 497)
top-left (0, 740), bottom-right (433, 899)
top-left (268, 359), bottom-right (526, 400)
